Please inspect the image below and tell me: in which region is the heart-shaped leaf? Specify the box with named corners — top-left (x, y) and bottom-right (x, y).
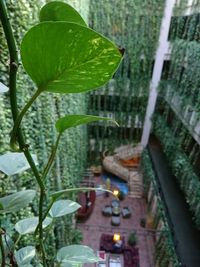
top-left (49, 200), bottom-right (81, 218)
top-left (15, 246), bottom-right (36, 265)
top-left (15, 217), bottom-right (52, 235)
top-left (0, 190), bottom-right (36, 213)
top-left (39, 1), bottom-right (87, 27)
top-left (21, 22), bottom-right (122, 94)
top-left (56, 115), bottom-right (118, 134)
top-left (57, 245), bottom-right (99, 264)
top-left (0, 152), bottom-right (38, 176)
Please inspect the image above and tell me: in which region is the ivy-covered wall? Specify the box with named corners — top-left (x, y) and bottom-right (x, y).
top-left (88, 0), bottom-right (165, 160)
top-left (153, 0), bottom-right (200, 229)
top-left (153, 103), bottom-right (200, 228)
top-left (0, 0), bottom-right (89, 251)
top-left (141, 150), bottom-right (180, 267)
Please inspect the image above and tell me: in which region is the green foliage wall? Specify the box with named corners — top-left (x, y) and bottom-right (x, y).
top-left (141, 150), bottom-right (180, 267)
top-left (0, 0), bottom-right (89, 249)
top-left (153, 106), bottom-right (200, 228)
top-left (88, 0), bottom-right (165, 159)
top-left (153, 0), bottom-right (200, 229)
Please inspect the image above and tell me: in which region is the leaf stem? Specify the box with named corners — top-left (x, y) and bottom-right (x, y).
top-left (13, 235), bottom-right (21, 250)
top-left (35, 200), bottom-right (54, 236)
top-left (10, 89), bottom-right (42, 150)
top-left (42, 133), bottom-right (62, 181)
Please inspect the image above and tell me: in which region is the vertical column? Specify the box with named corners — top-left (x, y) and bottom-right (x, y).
top-left (141, 0), bottom-right (176, 147)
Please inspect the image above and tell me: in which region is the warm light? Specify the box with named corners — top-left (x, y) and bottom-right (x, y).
top-left (113, 189), bottom-right (119, 196)
top-left (113, 233), bottom-right (121, 242)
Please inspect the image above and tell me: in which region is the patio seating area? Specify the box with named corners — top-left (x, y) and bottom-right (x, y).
top-left (76, 172), bottom-right (154, 267)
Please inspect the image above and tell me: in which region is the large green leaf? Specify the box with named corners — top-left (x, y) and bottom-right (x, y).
top-left (21, 22), bottom-right (122, 94)
top-left (15, 246), bottom-right (36, 266)
top-left (57, 245), bottom-right (99, 264)
top-left (0, 190), bottom-right (36, 213)
top-left (49, 200), bottom-right (81, 218)
top-left (39, 1), bottom-right (87, 27)
top-left (15, 217), bottom-right (52, 235)
top-left (56, 115), bottom-right (118, 134)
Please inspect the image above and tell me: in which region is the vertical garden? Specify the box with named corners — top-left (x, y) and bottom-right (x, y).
top-left (88, 0), bottom-right (165, 160)
top-left (153, 0), bottom-right (200, 229)
top-left (0, 0), bottom-right (90, 257)
top-left (141, 0), bottom-right (200, 266)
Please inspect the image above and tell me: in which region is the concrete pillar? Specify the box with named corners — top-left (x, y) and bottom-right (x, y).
top-left (141, 0), bottom-right (176, 147)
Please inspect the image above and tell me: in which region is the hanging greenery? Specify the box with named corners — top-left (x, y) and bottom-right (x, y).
top-left (141, 150), bottom-right (181, 267)
top-left (153, 113), bottom-right (200, 228)
top-left (88, 0), bottom-right (165, 160)
top-left (153, 0), bottom-right (200, 230)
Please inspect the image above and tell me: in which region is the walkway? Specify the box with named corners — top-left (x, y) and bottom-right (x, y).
top-left (76, 175), bottom-right (154, 267)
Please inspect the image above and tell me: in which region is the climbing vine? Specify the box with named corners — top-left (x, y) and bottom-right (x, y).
top-left (0, 0), bottom-right (90, 256)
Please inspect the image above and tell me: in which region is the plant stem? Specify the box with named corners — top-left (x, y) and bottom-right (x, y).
top-left (13, 235), bottom-right (21, 250)
top-left (10, 89), bottom-right (42, 150)
top-left (0, 229), bottom-right (6, 267)
top-left (42, 133), bottom-right (62, 181)
top-left (0, 0), bottom-right (44, 189)
top-left (35, 200), bottom-right (54, 235)
top-left (0, 1), bottom-right (46, 265)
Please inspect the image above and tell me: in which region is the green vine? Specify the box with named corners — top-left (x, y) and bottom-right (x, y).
top-left (141, 150), bottom-right (181, 267)
top-left (88, 0), bottom-right (165, 158)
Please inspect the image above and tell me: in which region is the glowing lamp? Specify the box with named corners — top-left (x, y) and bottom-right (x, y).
top-left (113, 233), bottom-right (121, 242)
top-left (113, 189), bottom-right (119, 197)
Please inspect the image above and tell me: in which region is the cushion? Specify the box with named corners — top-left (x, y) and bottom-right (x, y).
top-left (111, 215), bottom-right (120, 226)
top-left (122, 207), bottom-right (131, 218)
top-left (102, 205), bottom-right (112, 216)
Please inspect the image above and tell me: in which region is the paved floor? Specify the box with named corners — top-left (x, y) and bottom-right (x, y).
top-left (76, 175), bottom-right (154, 267)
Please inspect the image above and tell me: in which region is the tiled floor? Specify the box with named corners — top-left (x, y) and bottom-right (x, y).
top-left (76, 175), bottom-right (154, 267)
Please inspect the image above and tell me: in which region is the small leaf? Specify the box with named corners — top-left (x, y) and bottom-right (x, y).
top-left (0, 82), bottom-right (9, 93)
top-left (57, 245), bottom-right (99, 264)
top-left (15, 217), bottom-right (52, 235)
top-left (39, 2), bottom-right (87, 27)
top-left (0, 152), bottom-right (38, 176)
top-left (15, 246), bottom-right (36, 265)
top-left (49, 200), bottom-right (81, 218)
top-left (56, 115), bottom-right (118, 134)
top-left (21, 22), bottom-right (122, 94)
top-left (0, 190), bottom-right (36, 213)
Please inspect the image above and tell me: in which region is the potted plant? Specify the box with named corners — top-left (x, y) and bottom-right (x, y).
top-left (128, 232), bottom-right (137, 246)
top-left (140, 217), bottom-right (146, 228)
top-left (118, 190), bottom-right (125, 201)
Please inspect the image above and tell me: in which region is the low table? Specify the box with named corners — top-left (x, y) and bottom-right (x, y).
top-left (109, 254), bottom-right (122, 267)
